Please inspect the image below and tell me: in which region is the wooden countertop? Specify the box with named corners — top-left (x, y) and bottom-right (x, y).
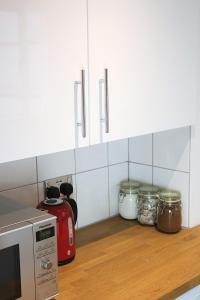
top-left (57, 216), bottom-right (200, 300)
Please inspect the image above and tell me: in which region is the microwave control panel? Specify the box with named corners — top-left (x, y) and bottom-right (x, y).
top-left (32, 215), bottom-right (58, 300)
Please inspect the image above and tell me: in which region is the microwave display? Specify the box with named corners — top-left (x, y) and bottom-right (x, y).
top-left (36, 226), bottom-right (55, 242)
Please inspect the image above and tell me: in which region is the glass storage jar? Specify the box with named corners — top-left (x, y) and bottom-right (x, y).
top-left (119, 180), bottom-right (140, 220)
top-left (137, 185), bottom-right (159, 225)
top-left (157, 190), bottom-right (182, 233)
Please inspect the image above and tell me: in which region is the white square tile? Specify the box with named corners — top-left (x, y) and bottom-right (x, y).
top-left (109, 163), bottom-right (128, 216)
top-left (37, 149), bottom-right (75, 181)
top-left (129, 134), bottom-right (153, 165)
top-left (75, 143), bottom-right (107, 173)
top-left (189, 125), bottom-right (200, 227)
top-left (38, 182), bottom-right (46, 203)
top-left (129, 163), bottom-right (153, 185)
top-left (153, 167), bottom-right (189, 227)
top-left (153, 127), bottom-right (190, 172)
top-left (0, 157), bottom-right (37, 191)
top-left (76, 168), bottom-right (109, 228)
top-left (0, 184), bottom-right (38, 207)
top-left (108, 139), bottom-right (128, 165)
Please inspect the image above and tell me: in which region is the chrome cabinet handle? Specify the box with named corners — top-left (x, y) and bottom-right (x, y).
top-left (81, 69), bottom-right (86, 138)
top-left (99, 69), bottom-right (110, 137)
top-left (74, 70), bottom-right (86, 141)
top-left (104, 69), bottom-right (109, 133)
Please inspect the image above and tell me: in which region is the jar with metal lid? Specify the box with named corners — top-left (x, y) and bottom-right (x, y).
top-left (137, 185), bottom-right (159, 225)
top-left (157, 190), bottom-right (182, 233)
top-left (119, 180), bottom-right (140, 219)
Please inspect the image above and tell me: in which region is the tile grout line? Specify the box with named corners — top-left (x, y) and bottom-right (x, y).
top-left (0, 182), bottom-right (39, 194)
top-left (0, 163), bottom-right (127, 194)
top-left (153, 165), bottom-right (190, 174)
top-left (152, 134), bottom-right (154, 186)
top-left (66, 161), bottom-right (128, 178)
top-left (106, 142), bottom-right (111, 217)
top-left (129, 161), bottom-right (190, 175)
top-left (128, 138), bottom-right (130, 180)
top-left (73, 149), bottom-right (79, 228)
top-left (188, 126), bottom-right (192, 227)
top-left (35, 156), bottom-right (40, 204)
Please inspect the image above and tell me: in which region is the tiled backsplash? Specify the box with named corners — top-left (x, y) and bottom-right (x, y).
top-left (0, 140), bottom-right (128, 229)
top-left (129, 127), bottom-right (191, 227)
top-left (0, 125), bottom-right (198, 228)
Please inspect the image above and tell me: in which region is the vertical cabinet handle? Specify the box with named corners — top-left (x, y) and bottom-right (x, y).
top-left (99, 69), bottom-right (110, 137)
top-left (74, 70), bottom-right (86, 142)
top-left (81, 69), bottom-right (86, 138)
top-left (104, 69), bottom-right (109, 134)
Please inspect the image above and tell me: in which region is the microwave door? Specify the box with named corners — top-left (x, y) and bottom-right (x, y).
top-left (0, 222), bottom-right (35, 300)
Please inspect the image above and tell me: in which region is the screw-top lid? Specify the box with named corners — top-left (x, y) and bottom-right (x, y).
top-left (139, 185), bottom-right (159, 196)
top-left (120, 180), bottom-right (140, 193)
top-left (159, 189), bottom-right (181, 203)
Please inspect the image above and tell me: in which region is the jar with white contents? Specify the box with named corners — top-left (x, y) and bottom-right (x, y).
top-left (119, 180), bottom-right (140, 220)
top-left (137, 185), bottom-right (159, 225)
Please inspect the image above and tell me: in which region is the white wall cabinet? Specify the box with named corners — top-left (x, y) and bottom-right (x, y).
top-left (0, 0), bottom-right (89, 163)
top-left (88, 0), bottom-right (200, 144)
top-left (0, 0), bottom-right (199, 163)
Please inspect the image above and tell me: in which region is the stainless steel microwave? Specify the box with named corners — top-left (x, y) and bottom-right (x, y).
top-left (0, 200), bottom-right (58, 300)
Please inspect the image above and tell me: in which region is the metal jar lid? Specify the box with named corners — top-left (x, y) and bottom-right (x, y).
top-left (120, 180), bottom-right (140, 194)
top-left (139, 185), bottom-right (159, 197)
top-left (159, 189), bottom-right (181, 204)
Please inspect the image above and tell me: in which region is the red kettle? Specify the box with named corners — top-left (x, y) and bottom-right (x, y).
top-left (37, 186), bottom-right (76, 265)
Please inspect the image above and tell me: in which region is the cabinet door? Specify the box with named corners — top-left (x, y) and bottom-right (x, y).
top-left (0, 0), bottom-right (88, 163)
top-left (88, 0), bottom-right (200, 144)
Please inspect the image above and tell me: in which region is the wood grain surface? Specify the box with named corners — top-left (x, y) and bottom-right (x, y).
top-left (57, 216), bottom-right (200, 300)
